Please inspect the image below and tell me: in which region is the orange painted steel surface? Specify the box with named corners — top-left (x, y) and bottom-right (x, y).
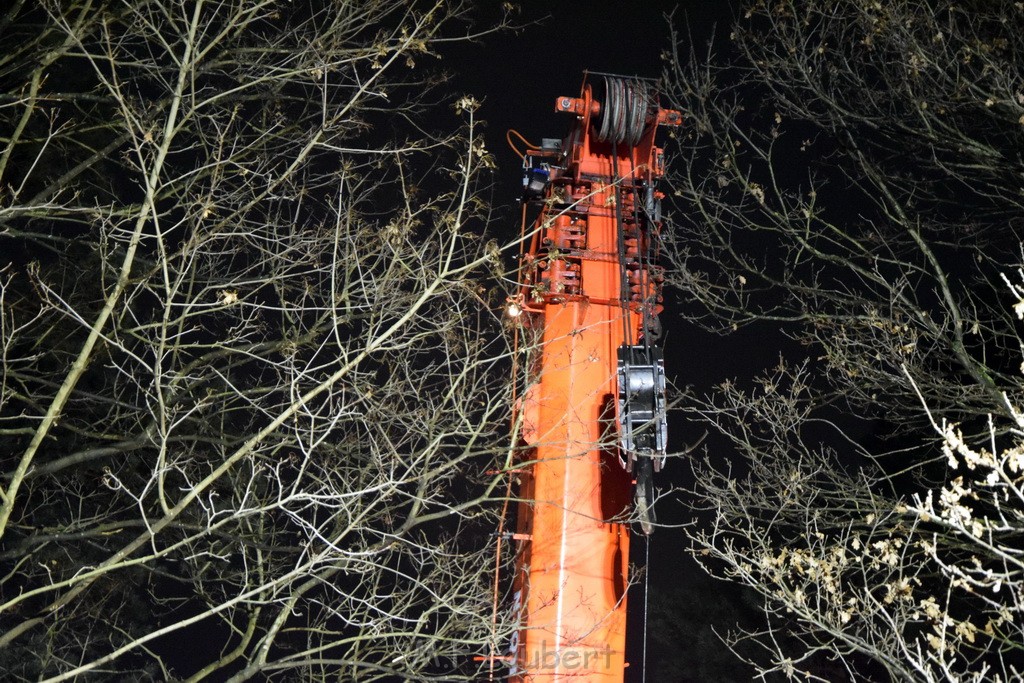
top-left (506, 77), bottom-right (679, 682)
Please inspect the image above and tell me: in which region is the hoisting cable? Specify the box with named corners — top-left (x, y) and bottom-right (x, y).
top-left (636, 84), bottom-right (660, 535)
top-left (642, 534), bottom-right (651, 683)
top-left (606, 79), bottom-right (659, 676)
top-left (611, 139), bottom-right (631, 347)
top-left (613, 78), bottom-right (663, 537)
top-left (633, 180), bottom-right (656, 358)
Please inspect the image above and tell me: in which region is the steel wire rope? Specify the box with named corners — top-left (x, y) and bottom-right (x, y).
top-left (625, 80), bottom-right (661, 469)
top-left (610, 79), bottom-right (662, 540)
top-left (636, 83), bottom-right (661, 545)
top-left (632, 171), bottom-right (658, 359)
top-left (608, 79), bottom-right (658, 683)
top-left (610, 80), bottom-right (657, 492)
top-left (611, 140), bottom-right (631, 347)
top-left (643, 533), bottom-right (651, 683)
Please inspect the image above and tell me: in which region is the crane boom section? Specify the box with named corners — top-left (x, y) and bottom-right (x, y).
top-left (507, 76), bottom-right (679, 682)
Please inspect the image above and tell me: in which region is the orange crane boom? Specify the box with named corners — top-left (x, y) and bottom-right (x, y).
top-left (505, 75), bottom-right (680, 682)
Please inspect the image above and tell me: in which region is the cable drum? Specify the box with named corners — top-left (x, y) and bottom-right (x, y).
top-left (596, 76), bottom-right (652, 145)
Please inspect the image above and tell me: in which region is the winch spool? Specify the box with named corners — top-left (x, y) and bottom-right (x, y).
top-left (596, 76), bottom-right (652, 146)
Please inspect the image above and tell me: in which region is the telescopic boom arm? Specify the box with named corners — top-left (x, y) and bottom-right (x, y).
top-left (504, 74), bottom-right (680, 682)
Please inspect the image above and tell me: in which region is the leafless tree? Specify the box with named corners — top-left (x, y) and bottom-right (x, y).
top-left (0, 1), bottom-right (522, 680)
top-left (662, 1), bottom-right (1024, 680)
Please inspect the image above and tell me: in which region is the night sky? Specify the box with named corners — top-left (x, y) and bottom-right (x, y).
top-left (443, 3), bottom-right (774, 680)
